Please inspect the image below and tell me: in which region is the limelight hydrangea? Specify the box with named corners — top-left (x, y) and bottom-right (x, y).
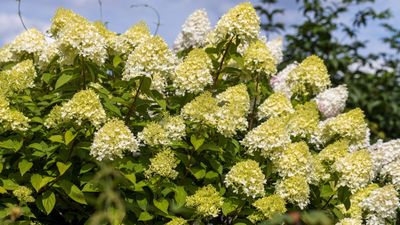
top-left (181, 92), bottom-right (219, 127)
top-left (0, 96), bottom-right (30, 132)
top-left (13, 186), bottom-right (35, 203)
top-left (224, 160), bottom-right (266, 198)
top-left (287, 101), bottom-right (319, 138)
top-left (365, 214), bottom-right (388, 225)
top-left (0, 44), bottom-right (16, 64)
top-left (144, 149), bottom-right (179, 179)
top-left (172, 48), bottom-right (212, 95)
top-left (186, 185), bottom-right (224, 217)
top-left (111, 21), bottom-right (152, 55)
top-left (381, 159), bottom-right (400, 190)
top-left (258, 92), bottom-right (294, 119)
top-left (309, 154), bottom-right (330, 184)
top-left (369, 139), bottom-right (400, 175)
top-left (315, 85), bottom-right (348, 118)
top-left (360, 185), bottom-right (399, 221)
top-left (270, 62), bottom-right (298, 98)
top-left (38, 42), bottom-right (60, 69)
top-left (335, 218), bottom-right (363, 225)
top-left (243, 39), bottom-right (277, 75)
top-left (241, 116), bottom-right (290, 157)
top-left (123, 36), bottom-right (176, 81)
top-left (322, 108), bottom-right (368, 150)
top-left (173, 9), bottom-right (211, 52)
top-left (287, 55), bottom-right (331, 97)
top-left (8, 28), bottom-right (46, 57)
top-left (44, 105), bottom-right (64, 128)
top-left (53, 9), bottom-right (107, 65)
top-left (266, 37), bottom-right (283, 64)
top-left (275, 142), bottom-right (313, 180)
top-left (212, 2), bottom-right (260, 43)
top-left (90, 119), bottom-right (139, 161)
top-left (215, 84), bottom-right (250, 137)
top-left (252, 194), bottom-right (287, 219)
top-left (0, 60), bottom-right (36, 95)
top-left (337, 183), bottom-right (379, 219)
top-left (93, 21), bottom-right (117, 48)
top-left (334, 149), bottom-right (374, 192)
top-left (318, 139), bottom-right (349, 164)
top-left (275, 176), bottom-right (310, 209)
top-left (50, 8), bottom-right (86, 36)
top-left (55, 89), bottom-right (106, 128)
top-left (138, 115), bottom-right (186, 147)
top-left (165, 217), bottom-right (188, 225)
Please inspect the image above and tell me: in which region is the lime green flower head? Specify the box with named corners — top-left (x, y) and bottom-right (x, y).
top-left (244, 39), bottom-right (277, 75)
top-left (287, 55), bottom-right (331, 97)
top-left (186, 185), bottom-right (224, 217)
top-left (144, 149), bottom-right (179, 179)
top-left (252, 194), bottom-right (287, 219)
top-left (258, 92), bottom-right (294, 120)
top-left (224, 160), bottom-right (266, 198)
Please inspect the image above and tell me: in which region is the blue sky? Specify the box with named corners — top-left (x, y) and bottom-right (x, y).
top-left (0, 0), bottom-right (398, 55)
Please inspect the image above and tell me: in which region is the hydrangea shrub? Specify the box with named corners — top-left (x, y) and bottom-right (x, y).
top-left (0, 3), bottom-right (399, 225)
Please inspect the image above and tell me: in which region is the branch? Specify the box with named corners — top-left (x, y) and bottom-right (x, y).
top-left (98, 0), bottom-right (103, 22)
top-left (16, 0), bottom-right (28, 31)
top-left (130, 3), bottom-right (161, 35)
top-left (213, 36), bottom-right (235, 88)
top-left (126, 77), bottom-right (145, 122)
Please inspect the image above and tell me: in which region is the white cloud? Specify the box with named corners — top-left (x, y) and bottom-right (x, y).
top-left (0, 13), bottom-right (49, 44)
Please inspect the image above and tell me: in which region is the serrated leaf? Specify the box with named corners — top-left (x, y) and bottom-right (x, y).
top-left (55, 74), bottom-right (73, 90)
top-left (56, 162), bottom-right (71, 176)
top-left (153, 198), bottom-right (169, 214)
top-left (58, 180), bottom-right (87, 204)
top-left (0, 139), bottom-right (23, 151)
top-left (64, 129), bottom-right (77, 145)
top-left (18, 160), bottom-right (33, 176)
top-left (138, 211), bottom-right (153, 221)
top-left (190, 135), bottom-right (204, 150)
top-left (41, 191), bottom-right (56, 215)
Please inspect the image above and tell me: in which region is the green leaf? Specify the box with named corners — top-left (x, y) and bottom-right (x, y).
top-left (56, 162), bottom-right (71, 176)
top-left (55, 74), bottom-right (73, 90)
top-left (190, 168), bottom-right (206, 180)
top-left (338, 186), bottom-right (351, 210)
top-left (41, 191), bottom-right (56, 215)
top-left (58, 180), bottom-right (87, 204)
top-left (18, 160), bottom-right (33, 176)
top-left (205, 171), bottom-right (219, 180)
top-left (138, 211), bottom-right (154, 221)
top-left (222, 198), bottom-right (241, 216)
top-left (173, 186), bottom-right (187, 208)
top-left (64, 129), bottom-right (77, 145)
top-left (137, 197), bottom-right (148, 210)
top-left (190, 135), bottom-right (205, 150)
top-left (42, 73), bottom-right (53, 84)
top-left (48, 135), bottom-right (64, 144)
top-left (113, 55), bottom-right (122, 68)
top-left (140, 77), bottom-right (152, 96)
top-left (31, 174), bottom-right (54, 192)
top-left (0, 186), bottom-right (7, 194)
top-left (0, 139), bottom-right (23, 151)
top-left (0, 163), bottom-right (3, 174)
top-left (122, 173), bottom-right (136, 184)
top-left (153, 198), bottom-right (169, 214)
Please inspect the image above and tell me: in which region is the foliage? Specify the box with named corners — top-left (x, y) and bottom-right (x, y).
top-left (0, 2), bottom-right (399, 225)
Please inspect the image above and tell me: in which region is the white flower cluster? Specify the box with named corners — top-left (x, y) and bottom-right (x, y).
top-left (138, 115), bottom-right (186, 147)
top-left (144, 148), bottom-right (179, 179)
top-left (181, 84), bottom-right (249, 137)
top-left (45, 89), bottom-right (106, 128)
top-left (0, 60), bottom-right (37, 96)
top-left (270, 62), bottom-right (298, 98)
top-left (90, 119), bottom-right (139, 161)
top-left (111, 21), bottom-right (152, 56)
top-left (275, 176), bottom-right (310, 209)
top-left (360, 185), bottom-right (399, 223)
top-left (173, 9), bottom-right (211, 52)
top-left (333, 150), bottom-right (374, 192)
top-left (51, 8), bottom-right (107, 65)
top-left (315, 85), bottom-right (348, 118)
top-left (258, 92), bottom-right (294, 119)
top-left (224, 160), bottom-right (266, 198)
top-left (0, 96), bottom-right (30, 131)
top-left (172, 48), bottom-right (212, 95)
top-left (369, 139), bottom-right (400, 182)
